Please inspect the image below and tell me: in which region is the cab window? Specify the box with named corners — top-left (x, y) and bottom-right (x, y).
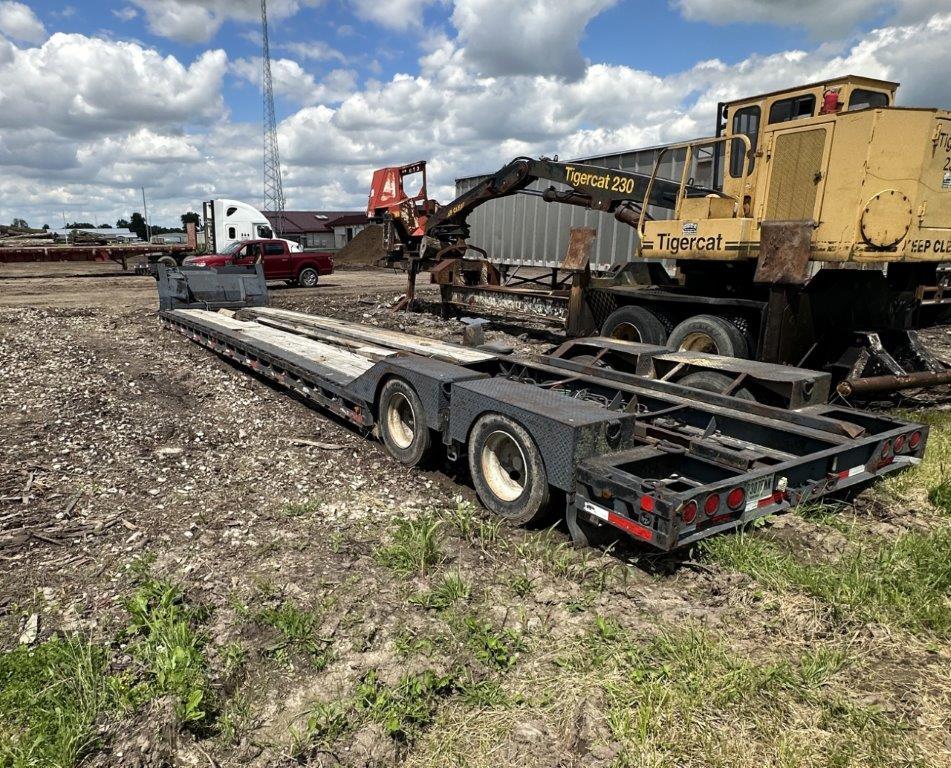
top-left (264, 243), bottom-right (284, 257)
top-left (848, 89), bottom-right (889, 110)
top-left (257, 225), bottom-right (273, 238)
top-left (768, 94), bottom-right (815, 124)
top-left (729, 105), bottom-right (760, 178)
top-left (227, 226), bottom-right (236, 239)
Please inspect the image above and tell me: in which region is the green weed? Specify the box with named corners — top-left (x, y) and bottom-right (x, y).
top-left (256, 601), bottom-right (332, 667)
top-left (356, 669), bottom-right (458, 742)
top-left (410, 570), bottom-right (470, 610)
top-left (281, 497), bottom-right (323, 517)
top-left (120, 578), bottom-right (214, 728)
top-left (462, 617), bottom-right (524, 670)
top-left (375, 515), bottom-right (443, 576)
top-left (928, 481), bottom-right (951, 514)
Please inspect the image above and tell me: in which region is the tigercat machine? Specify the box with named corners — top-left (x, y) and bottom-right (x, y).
top-left (367, 75), bottom-right (951, 398)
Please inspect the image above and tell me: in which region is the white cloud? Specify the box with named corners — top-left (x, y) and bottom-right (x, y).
top-left (451, 0), bottom-right (617, 79)
top-left (0, 33), bottom-right (227, 138)
top-left (673, 0), bottom-right (945, 37)
top-left (281, 40), bottom-right (347, 64)
top-left (3, 9), bottom-right (951, 231)
top-left (130, 0), bottom-right (323, 44)
top-left (349, 0), bottom-right (435, 30)
top-left (112, 7), bottom-right (139, 22)
top-left (232, 56), bottom-right (357, 105)
top-left (0, 1), bottom-right (48, 44)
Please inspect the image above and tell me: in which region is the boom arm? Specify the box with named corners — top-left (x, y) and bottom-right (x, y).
top-left (421, 156), bottom-right (719, 258)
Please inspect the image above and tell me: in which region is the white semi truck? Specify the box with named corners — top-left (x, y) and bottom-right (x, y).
top-left (202, 199), bottom-right (303, 254)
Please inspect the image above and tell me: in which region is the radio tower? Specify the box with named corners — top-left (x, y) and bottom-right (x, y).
top-left (261, 0), bottom-right (285, 234)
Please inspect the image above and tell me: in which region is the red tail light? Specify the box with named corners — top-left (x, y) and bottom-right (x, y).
top-left (640, 495), bottom-right (655, 513)
top-left (703, 493), bottom-right (720, 516)
top-left (881, 440), bottom-right (892, 459)
top-left (727, 487), bottom-right (745, 511)
top-left (909, 431), bottom-right (922, 450)
top-left (681, 501), bottom-right (698, 524)
top-left (893, 434), bottom-right (906, 453)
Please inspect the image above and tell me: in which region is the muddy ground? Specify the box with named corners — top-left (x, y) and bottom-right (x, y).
top-left (1, 261), bottom-right (949, 767)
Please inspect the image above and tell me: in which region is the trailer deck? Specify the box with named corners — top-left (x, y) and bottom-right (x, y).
top-left (159, 268), bottom-right (928, 551)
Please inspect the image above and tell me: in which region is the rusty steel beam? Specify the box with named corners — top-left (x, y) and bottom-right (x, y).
top-left (837, 369), bottom-right (951, 397)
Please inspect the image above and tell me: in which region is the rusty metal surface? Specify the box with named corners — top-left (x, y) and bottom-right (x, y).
top-left (754, 220), bottom-right (814, 284)
top-left (0, 243), bottom-right (190, 264)
top-left (561, 227), bottom-right (598, 271)
top-left (837, 369), bottom-right (951, 397)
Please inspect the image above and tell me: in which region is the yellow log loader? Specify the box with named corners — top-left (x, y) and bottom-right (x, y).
top-left (367, 75), bottom-right (950, 397)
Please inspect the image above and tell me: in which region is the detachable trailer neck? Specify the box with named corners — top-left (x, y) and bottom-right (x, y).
top-left (158, 272), bottom-right (927, 552)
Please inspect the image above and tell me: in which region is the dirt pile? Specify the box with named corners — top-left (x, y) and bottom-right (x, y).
top-left (335, 224), bottom-right (386, 267)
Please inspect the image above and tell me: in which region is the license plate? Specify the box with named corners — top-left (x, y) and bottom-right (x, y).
top-left (744, 475), bottom-right (774, 511)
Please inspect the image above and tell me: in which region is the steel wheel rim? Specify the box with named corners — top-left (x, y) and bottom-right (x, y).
top-left (481, 430), bottom-right (527, 502)
top-left (386, 392), bottom-right (415, 449)
top-left (611, 322), bottom-right (641, 342)
top-left (679, 331), bottom-right (718, 354)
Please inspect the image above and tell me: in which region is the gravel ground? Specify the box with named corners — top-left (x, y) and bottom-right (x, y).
top-left (1, 262), bottom-right (948, 767)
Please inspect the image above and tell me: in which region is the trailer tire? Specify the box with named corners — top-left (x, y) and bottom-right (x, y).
top-left (667, 315), bottom-right (749, 359)
top-left (379, 378), bottom-right (431, 467)
top-left (677, 371), bottom-right (756, 401)
top-left (600, 305), bottom-right (668, 345)
top-left (468, 413), bottom-right (550, 526)
top-left (157, 255), bottom-right (177, 268)
top-left (297, 267), bottom-right (319, 288)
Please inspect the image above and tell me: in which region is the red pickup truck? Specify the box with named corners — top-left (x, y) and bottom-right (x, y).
top-left (183, 239), bottom-right (333, 287)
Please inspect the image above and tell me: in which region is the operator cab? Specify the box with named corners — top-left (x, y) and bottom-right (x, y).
top-left (716, 75), bottom-right (898, 211)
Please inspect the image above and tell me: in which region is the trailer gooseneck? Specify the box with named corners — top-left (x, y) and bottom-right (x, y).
top-left (158, 265), bottom-right (927, 551)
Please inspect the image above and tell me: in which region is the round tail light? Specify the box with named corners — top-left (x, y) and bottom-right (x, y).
top-left (909, 431), bottom-right (922, 450)
top-left (703, 493), bottom-right (720, 516)
top-left (893, 434), bottom-right (906, 453)
top-left (727, 487), bottom-right (746, 511)
top-left (681, 500), bottom-right (698, 524)
top-left (881, 440), bottom-right (892, 458)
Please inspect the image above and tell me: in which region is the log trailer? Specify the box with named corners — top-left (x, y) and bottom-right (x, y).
top-left (367, 75), bottom-right (951, 398)
top-left (157, 264), bottom-right (927, 551)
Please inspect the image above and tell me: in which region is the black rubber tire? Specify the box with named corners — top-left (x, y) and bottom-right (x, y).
top-left (157, 255), bottom-right (177, 268)
top-left (677, 371), bottom-right (756, 401)
top-left (468, 413), bottom-right (550, 526)
top-left (378, 378), bottom-right (431, 467)
top-left (600, 305), bottom-right (669, 345)
top-left (667, 314), bottom-right (750, 359)
top-left (297, 267), bottom-right (319, 287)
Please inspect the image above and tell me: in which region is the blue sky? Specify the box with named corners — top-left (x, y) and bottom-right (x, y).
top-left (0, 1), bottom-right (949, 226)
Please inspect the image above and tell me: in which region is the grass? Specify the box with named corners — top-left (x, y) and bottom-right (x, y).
top-left (0, 637), bottom-right (110, 767)
top-left (292, 669), bottom-right (459, 756)
top-left (405, 618), bottom-right (925, 768)
top-left (928, 481), bottom-right (951, 514)
top-left (410, 570), bottom-right (470, 610)
top-left (255, 600), bottom-right (332, 667)
top-left (281, 497), bottom-right (323, 517)
top-left (460, 616), bottom-right (524, 670)
top-left (703, 526), bottom-right (951, 637)
top-left (119, 577), bottom-right (215, 728)
top-left (883, 410), bottom-right (950, 506)
top-left (0, 575), bottom-right (220, 765)
top-left (375, 515), bottom-right (443, 576)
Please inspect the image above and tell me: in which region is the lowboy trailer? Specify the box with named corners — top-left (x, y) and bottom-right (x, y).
top-left (158, 265), bottom-right (928, 551)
